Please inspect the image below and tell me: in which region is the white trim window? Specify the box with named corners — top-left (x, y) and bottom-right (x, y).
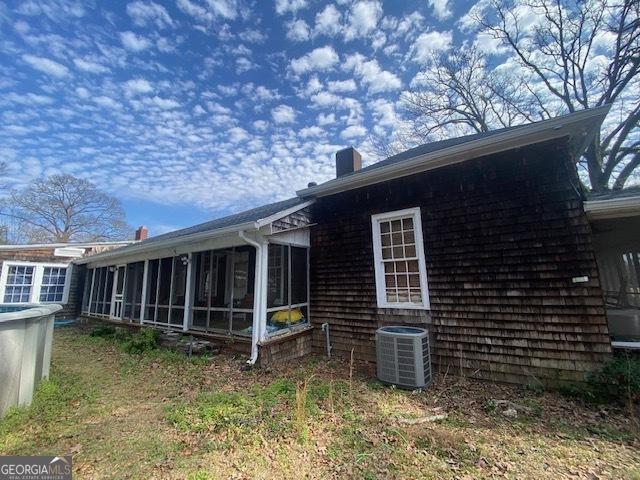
top-left (371, 207), bottom-right (430, 309)
top-left (0, 261), bottom-right (72, 305)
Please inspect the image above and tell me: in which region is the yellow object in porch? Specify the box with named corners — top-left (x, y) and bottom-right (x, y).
top-left (271, 309), bottom-right (304, 324)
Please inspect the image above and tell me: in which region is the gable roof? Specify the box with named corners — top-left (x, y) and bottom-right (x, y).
top-left (74, 196), bottom-right (311, 264)
top-left (297, 106), bottom-right (610, 198)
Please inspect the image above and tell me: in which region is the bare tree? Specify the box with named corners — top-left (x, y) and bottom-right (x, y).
top-left (0, 174), bottom-right (132, 243)
top-left (401, 0), bottom-right (639, 191)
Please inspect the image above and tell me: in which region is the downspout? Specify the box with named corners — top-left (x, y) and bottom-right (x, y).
top-left (239, 230), bottom-right (263, 365)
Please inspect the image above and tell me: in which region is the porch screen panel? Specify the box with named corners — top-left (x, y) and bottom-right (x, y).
top-left (170, 257), bottom-right (187, 326)
top-left (123, 262), bottom-right (144, 321)
top-left (82, 269), bottom-right (92, 313)
top-left (192, 252), bottom-right (210, 330)
top-left (231, 246), bottom-right (255, 334)
top-left (104, 268), bottom-right (114, 315)
top-left (156, 257), bottom-right (172, 324)
top-left (144, 259), bottom-right (160, 322)
top-left (266, 243), bottom-right (309, 334)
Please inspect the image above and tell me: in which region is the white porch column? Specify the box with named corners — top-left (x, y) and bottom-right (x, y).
top-left (182, 253), bottom-right (193, 332)
top-left (139, 260), bottom-right (149, 324)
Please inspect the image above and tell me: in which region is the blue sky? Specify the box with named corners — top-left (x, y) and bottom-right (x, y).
top-left (1, 0), bottom-right (480, 236)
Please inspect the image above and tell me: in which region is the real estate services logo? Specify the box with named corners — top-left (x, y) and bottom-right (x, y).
top-left (0, 456), bottom-right (72, 480)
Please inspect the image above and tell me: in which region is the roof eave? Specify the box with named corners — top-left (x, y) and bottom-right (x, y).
top-left (297, 105), bottom-right (610, 199)
top-left (584, 195), bottom-right (640, 220)
top-left (74, 220), bottom-right (258, 264)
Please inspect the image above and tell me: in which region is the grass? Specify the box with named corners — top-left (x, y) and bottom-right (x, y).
top-left (1, 325), bottom-right (639, 479)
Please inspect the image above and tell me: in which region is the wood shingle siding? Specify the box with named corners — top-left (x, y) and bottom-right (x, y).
top-left (308, 138), bottom-right (612, 385)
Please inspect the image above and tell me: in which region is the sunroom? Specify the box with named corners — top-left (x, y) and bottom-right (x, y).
top-left (75, 198), bottom-right (314, 364)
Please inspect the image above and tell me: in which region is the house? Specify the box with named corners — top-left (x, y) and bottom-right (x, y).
top-left (0, 230), bottom-right (143, 319)
top-left (75, 105), bottom-right (636, 385)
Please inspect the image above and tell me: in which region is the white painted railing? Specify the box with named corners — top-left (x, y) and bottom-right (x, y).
top-left (0, 304), bottom-right (62, 416)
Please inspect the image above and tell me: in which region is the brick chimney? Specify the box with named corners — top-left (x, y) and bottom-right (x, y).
top-left (336, 147), bottom-right (362, 178)
top-left (135, 226), bottom-right (148, 241)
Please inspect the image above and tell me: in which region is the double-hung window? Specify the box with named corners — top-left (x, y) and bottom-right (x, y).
top-left (371, 207), bottom-right (430, 309)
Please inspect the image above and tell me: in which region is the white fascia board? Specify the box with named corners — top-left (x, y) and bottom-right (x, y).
top-left (74, 221), bottom-right (258, 265)
top-left (0, 241), bottom-right (135, 250)
top-left (584, 195), bottom-right (640, 220)
top-left (297, 106), bottom-right (610, 199)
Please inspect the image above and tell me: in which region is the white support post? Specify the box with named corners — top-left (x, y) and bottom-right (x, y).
top-left (31, 265), bottom-right (43, 304)
top-left (139, 260), bottom-right (149, 324)
top-left (182, 253), bottom-right (193, 332)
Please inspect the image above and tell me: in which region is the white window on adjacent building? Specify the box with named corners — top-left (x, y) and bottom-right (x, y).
top-left (39, 267), bottom-right (67, 302)
top-left (0, 262), bottom-right (71, 304)
top-left (371, 207), bottom-right (430, 309)
top-left (3, 265), bottom-right (34, 303)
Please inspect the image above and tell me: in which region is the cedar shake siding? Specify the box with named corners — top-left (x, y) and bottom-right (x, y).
top-left (309, 137), bottom-right (612, 385)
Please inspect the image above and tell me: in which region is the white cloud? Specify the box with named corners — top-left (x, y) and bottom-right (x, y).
top-left (272, 104), bottom-right (296, 124)
top-left (253, 120), bottom-right (269, 132)
top-left (126, 1), bottom-right (174, 28)
top-left (94, 95), bottom-right (122, 109)
top-left (310, 90), bottom-right (341, 107)
top-left (75, 87), bottom-right (90, 98)
top-left (474, 32), bottom-right (504, 54)
top-left (151, 96), bottom-right (180, 109)
top-left (286, 19), bottom-right (310, 42)
top-left (299, 126), bottom-right (324, 138)
top-left (228, 126), bottom-right (249, 143)
top-left (236, 57), bottom-right (256, 74)
top-left (207, 0), bottom-right (238, 20)
top-left (341, 125), bottom-right (367, 139)
top-left (317, 112), bottom-right (335, 126)
top-left (120, 31), bottom-right (152, 51)
top-left (314, 4), bottom-right (341, 37)
top-left (73, 58), bottom-right (110, 73)
top-left (22, 54), bottom-right (69, 78)
top-left (290, 46), bottom-right (339, 75)
top-left (275, 0), bottom-right (307, 15)
top-left (125, 78), bottom-right (153, 95)
top-left (412, 30), bottom-right (452, 63)
top-left (345, 1), bottom-right (382, 40)
top-left (239, 28), bottom-right (266, 43)
top-left (427, 0), bottom-right (452, 20)
top-left (177, 0), bottom-right (212, 22)
top-left (343, 54), bottom-right (401, 93)
top-left (328, 79), bottom-right (357, 93)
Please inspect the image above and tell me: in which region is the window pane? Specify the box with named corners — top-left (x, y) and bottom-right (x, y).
top-left (268, 244), bottom-right (289, 308)
top-left (290, 247), bottom-right (307, 305)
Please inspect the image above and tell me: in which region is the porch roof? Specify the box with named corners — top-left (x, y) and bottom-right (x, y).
top-left (74, 197), bottom-right (312, 264)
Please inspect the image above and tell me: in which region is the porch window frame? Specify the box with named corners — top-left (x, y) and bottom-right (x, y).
top-left (371, 207), bottom-right (430, 310)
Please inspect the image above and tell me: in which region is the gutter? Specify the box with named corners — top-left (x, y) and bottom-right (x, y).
top-left (297, 105), bottom-right (610, 199)
top-left (584, 195), bottom-right (640, 220)
top-left (239, 230), bottom-right (266, 365)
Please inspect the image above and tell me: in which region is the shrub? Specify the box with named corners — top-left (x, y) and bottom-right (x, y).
top-left (588, 353), bottom-right (640, 404)
top-left (122, 328), bottom-right (159, 354)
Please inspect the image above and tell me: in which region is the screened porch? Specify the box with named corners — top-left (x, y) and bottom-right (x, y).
top-left (80, 241), bottom-right (310, 340)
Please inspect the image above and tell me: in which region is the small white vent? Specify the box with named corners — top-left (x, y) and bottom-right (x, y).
top-left (54, 247), bottom-right (85, 258)
top-left (376, 326), bottom-right (431, 389)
